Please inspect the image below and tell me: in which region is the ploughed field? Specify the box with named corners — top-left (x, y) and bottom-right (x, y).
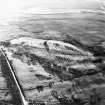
top-left (1, 12), bottom-right (105, 105)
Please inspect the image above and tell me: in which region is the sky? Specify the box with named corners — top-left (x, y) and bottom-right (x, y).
top-left (0, 0), bottom-right (104, 19)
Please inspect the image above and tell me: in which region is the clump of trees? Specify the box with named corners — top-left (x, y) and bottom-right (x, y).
top-left (0, 41), bottom-right (11, 47)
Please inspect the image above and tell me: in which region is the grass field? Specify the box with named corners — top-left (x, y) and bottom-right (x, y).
top-left (0, 12), bottom-right (105, 105)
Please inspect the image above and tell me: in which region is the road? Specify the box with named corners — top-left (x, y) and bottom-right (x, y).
top-left (0, 48), bottom-right (28, 105)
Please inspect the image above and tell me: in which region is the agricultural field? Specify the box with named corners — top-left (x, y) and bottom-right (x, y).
top-left (0, 12), bottom-right (105, 105)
